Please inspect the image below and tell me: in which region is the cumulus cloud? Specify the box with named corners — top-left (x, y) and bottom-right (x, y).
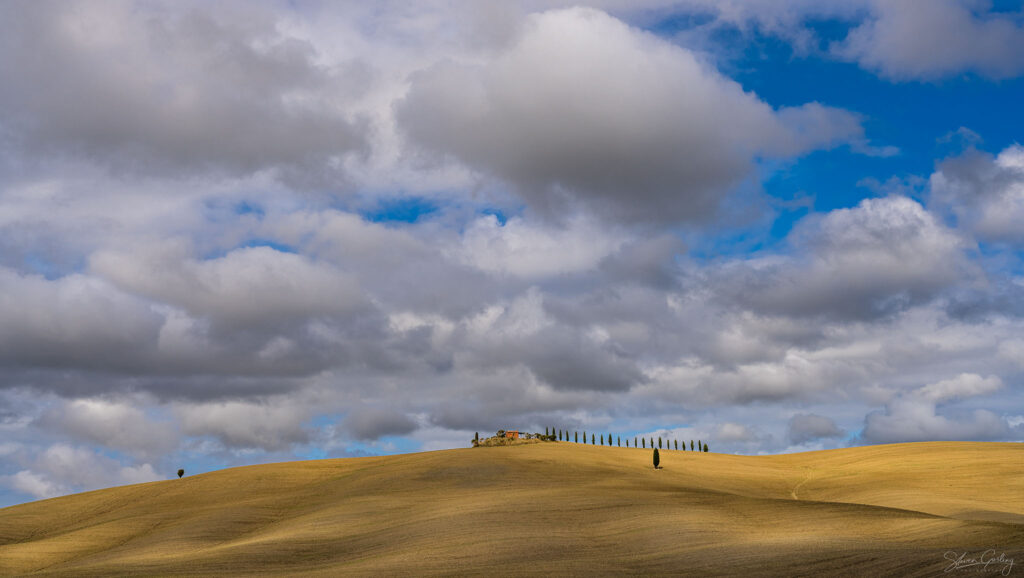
top-left (397, 7), bottom-right (861, 224)
top-left (92, 244), bottom-right (368, 329)
top-left (930, 145), bottom-right (1024, 245)
top-left (345, 408), bottom-right (418, 440)
top-left (37, 398), bottom-right (178, 459)
top-left (861, 374), bottom-right (1014, 443)
top-left (175, 400), bottom-right (311, 451)
top-left (713, 196), bottom-right (971, 320)
top-left (787, 413), bottom-right (844, 444)
top-left (2, 444), bottom-right (162, 500)
top-left (834, 0), bottom-right (1024, 80)
top-left (0, 267), bottom-right (163, 371)
top-left (454, 215), bottom-right (626, 279)
top-left (0, 1), bottom-right (368, 181)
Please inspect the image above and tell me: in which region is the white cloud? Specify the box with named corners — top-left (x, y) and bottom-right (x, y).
top-left (397, 7), bottom-right (861, 224)
top-left (861, 374), bottom-right (1014, 443)
top-left (834, 0), bottom-right (1024, 80)
top-left (714, 196), bottom-right (972, 320)
top-left (455, 215), bottom-right (626, 278)
top-left (175, 400), bottom-right (311, 451)
top-left (38, 398), bottom-right (178, 459)
top-left (930, 145), bottom-right (1024, 244)
top-left (2, 444), bottom-right (163, 500)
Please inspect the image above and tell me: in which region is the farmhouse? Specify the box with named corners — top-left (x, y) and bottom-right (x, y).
top-left (505, 430), bottom-right (520, 439)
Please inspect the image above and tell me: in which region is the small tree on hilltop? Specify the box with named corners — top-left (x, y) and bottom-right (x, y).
top-left (690, 440), bottom-right (694, 451)
top-left (653, 448), bottom-right (660, 469)
top-left (658, 438), bottom-right (662, 449)
top-left (575, 431), bottom-right (578, 443)
top-left (698, 440), bottom-right (702, 453)
top-left (177, 468), bottom-right (184, 479)
top-left (617, 436), bottom-right (621, 447)
top-left (674, 440), bottom-right (678, 450)
top-left (592, 433), bottom-right (595, 444)
top-left (634, 437), bottom-right (638, 447)
top-left (584, 431), bottom-right (588, 444)
top-left (704, 442), bottom-right (709, 453)
top-left (642, 438), bottom-right (646, 448)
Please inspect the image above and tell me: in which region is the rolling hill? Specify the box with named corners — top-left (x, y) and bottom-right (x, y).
top-left (1, 442), bottom-right (1021, 576)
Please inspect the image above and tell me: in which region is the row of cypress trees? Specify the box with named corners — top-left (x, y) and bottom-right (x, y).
top-left (543, 427), bottom-right (708, 452)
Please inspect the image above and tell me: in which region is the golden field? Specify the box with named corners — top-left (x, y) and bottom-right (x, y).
top-left (1, 441), bottom-right (1021, 576)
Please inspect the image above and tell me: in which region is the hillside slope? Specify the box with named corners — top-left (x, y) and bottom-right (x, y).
top-left (1, 442), bottom-right (1021, 576)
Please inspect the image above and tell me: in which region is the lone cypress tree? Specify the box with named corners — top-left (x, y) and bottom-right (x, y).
top-left (653, 448), bottom-right (660, 469)
top-left (703, 442), bottom-right (709, 453)
top-left (592, 433), bottom-right (595, 444)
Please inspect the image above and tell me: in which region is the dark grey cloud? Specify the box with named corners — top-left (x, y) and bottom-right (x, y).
top-left (787, 413), bottom-right (844, 444)
top-left (0, 1), bottom-right (368, 181)
top-left (345, 408), bottom-right (418, 440)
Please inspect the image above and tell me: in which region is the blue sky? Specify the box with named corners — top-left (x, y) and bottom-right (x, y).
top-left (1, 0), bottom-right (1023, 508)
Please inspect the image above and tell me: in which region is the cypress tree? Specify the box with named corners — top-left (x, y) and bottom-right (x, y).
top-left (642, 437), bottom-right (646, 448)
top-left (690, 440), bottom-right (694, 451)
top-left (698, 440), bottom-right (702, 453)
top-left (584, 431), bottom-right (587, 444)
top-left (626, 438), bottom-right (629, 447)
top-left (653, 448), bottom-right (660, 469)
top-left (575, 431), bottom-right (578, 443)
top-left (592, 433), bottom-right (595, 444)
top-left (658, 438), bottom-right (662, 449)
top-left (634, 437), bottom-right (638, 447)
top-left (674, 439), bottom-right (678, 450)
top-left (650, 438), bottom-right (654, 449)
top-left (617, 436), bottom-right (621, 447)
top-left (703, 443), bottom-right (709, 453)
